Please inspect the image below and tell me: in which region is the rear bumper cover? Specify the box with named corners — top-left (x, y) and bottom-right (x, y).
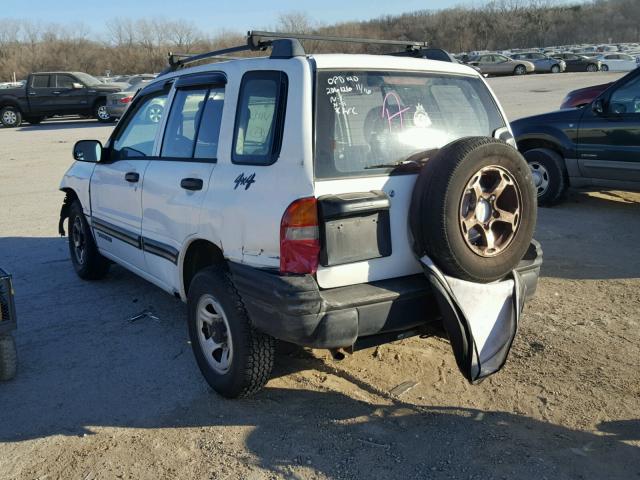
top-left (230, 241), bottom-right (543, 349)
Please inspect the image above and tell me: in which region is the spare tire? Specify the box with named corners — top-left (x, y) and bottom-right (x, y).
top-left (410, 137), bottom-right (536, 283)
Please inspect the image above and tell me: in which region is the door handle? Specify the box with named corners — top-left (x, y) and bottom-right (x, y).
top-left (180, 178), bottom-right (203, 191)
top-left (125, 172), bottom-right (140, 183)
top-left (29, 91), bottom-right (37, 96)
top-left (52, 91), bottom-right (61, 95)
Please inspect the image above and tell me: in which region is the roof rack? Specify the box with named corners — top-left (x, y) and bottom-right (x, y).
top-left (161, 30), bottom-right (430, 74)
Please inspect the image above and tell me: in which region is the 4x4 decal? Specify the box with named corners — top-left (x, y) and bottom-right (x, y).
top-left (234, 172), bottom-right (256, 190)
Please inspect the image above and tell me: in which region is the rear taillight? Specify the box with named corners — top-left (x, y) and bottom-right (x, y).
top-left (280, 197), bottom-right (320, 274)
top-left (119, 96), bottom-right (133, 104)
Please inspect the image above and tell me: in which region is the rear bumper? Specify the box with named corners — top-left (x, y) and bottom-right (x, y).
top-left (230, 241), bottom-right (543, 349)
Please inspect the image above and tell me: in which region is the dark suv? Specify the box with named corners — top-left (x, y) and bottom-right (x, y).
top-left (512, 67), bottom-right (640, 205)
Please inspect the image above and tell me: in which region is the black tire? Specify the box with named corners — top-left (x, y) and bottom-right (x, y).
top-left (514, 64), bottom-right (527, 76)
top-left (523, 148), bottom-right (568, 207)
top-left (0, 106), bottom-right (22, 128)
top-left (551, 64), bottom-right (561, 73)
top-left (68, 200), bottom-right (110, 280)
top-left (187, 266), bottom-right (275, 398)
top-left (94, 100), bottom-right (113, 123)
top-left (0, 335), bottom-right (17, 381)
top-left (410, 137), bottom-right (537, 283)
top-left (24, 116), bottom-right (44, 125)
top-left (601, 64), bottom-right (609, 72)
top-left (586, 64), bottom-right (598, 72)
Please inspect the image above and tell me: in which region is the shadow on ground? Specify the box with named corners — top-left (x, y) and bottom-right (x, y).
top-left (13, 118), bottom-right (113, 132)
top-left (536, 189), bottom-right (640, 280)
top-left (0, 235), bottom-right (638, 479)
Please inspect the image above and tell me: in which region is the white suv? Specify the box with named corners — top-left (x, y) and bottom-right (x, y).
top-left (59, 32), bottom-right (542, 398)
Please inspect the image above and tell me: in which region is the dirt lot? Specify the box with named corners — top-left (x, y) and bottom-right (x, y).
top-left (1, 72), bottom-right (638, 480)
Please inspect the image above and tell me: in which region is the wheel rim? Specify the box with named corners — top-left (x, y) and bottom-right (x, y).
top-left (602, 65), bottom-right (609, 71)
top-left (71, 216), bottom-right (86, 265)
top-left (529, 161), bottom-right (550, 197)
top-left (196, 295), bottom-right (233, 374)
top-left (459, 165), bottom-right (522, 257)
top-left (552, 65), bottom-right (559, 73)
top-left (588, 64), bottom-right (597, 72)
top-left (515, 66), bottom-right (526, 75)
top-left (97, 105), bottom-right (110, 120)
top-left (148, 106), bottom-right (163, 123)
top-left (2, 110), bottom-right (17, 125)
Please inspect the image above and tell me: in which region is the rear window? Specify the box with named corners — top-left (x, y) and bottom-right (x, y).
top-left (315, 71), bottom-right (506, 179)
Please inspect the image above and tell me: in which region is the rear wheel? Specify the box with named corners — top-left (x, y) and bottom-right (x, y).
top-left (410, 137), bottom-right (537, 283)
top-left (523, 148), bottom-right (568, 207)
top-left (68, 200), bottom-right (110, 279)
top-left (601, 64), bottom-right (609, 72)
top-left (550, 64), bottom-right (561, 73)
top-left (514, 64), bottom-right (527, 75)
top-left (586, 63), bottom-right (598, 72)
top-left (94, 100), bottom-right (113, 123)
top-left (187, 266), bottom-right (275, 398)
top-left (0, 106), bottom-right (22, 128)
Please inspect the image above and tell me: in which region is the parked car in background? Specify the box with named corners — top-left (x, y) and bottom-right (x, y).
top-left (513, 67), bottom-right (640, 205)
top-left (126, 74), bottom-right (157, 87)
top-left (106, 80), bottom-right (153, 119)
top-left (0, 72), bottom-right (123, 127)
top-left (597, 54), bottom-right (639, 72)
top-left (511, 52), bottom-right (565, 73)
top-left (560, 82), bottom-right (612, 109)
top-left (551, 53), bottom-right (601, 72)
top-left (467, 54), bottom-right (535, 76)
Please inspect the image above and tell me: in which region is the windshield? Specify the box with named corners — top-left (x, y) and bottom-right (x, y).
top-left (315, 70), bottom-right (506, 179)
top-left (74, 72), bottom-right (102, 87)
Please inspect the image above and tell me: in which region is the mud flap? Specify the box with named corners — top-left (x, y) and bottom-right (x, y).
top-left (420, 256), bottom-right (526, 384)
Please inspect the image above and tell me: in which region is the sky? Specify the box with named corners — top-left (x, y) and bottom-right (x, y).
top-left (1, 0), bottom-right (507, 34)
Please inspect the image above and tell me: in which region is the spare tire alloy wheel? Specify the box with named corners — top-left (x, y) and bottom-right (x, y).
top-left (410, 137), bottom-right (536, 283)
top-left (96, 104), bottom-right (111, 122)
top-left (459, 166), bottom-right (521, 257)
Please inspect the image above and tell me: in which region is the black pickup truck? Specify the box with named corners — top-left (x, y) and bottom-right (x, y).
top-left (0, 72), bottom-right (123, 127)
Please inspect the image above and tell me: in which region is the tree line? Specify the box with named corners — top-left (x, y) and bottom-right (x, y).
top-left (0, 0), bottom-right (638, 81)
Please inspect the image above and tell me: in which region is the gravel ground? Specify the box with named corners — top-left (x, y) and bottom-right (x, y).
top-left (0, 72), bottom-right (638, 480)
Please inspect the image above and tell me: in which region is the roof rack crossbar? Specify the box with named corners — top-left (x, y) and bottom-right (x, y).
top-left (161, 30), bottom-right (429, 75)
top-left (249, 30), bottom-right (428, 50)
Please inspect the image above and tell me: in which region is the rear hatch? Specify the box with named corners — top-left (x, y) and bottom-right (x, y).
top-left (313, 68), bottom-right (508, 289)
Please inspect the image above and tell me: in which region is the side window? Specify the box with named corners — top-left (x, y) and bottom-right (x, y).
top-left (194, 88), bottom-right (225, 160)
top-left (55, 75), bottom-right (76, 89)
top-left (161, 88), bottom-right (208, 158)
top-left (31, 75), bottom-right (50, 88)
top-left (112, 91), bottom-right (169, 160)
top-left (232, 71), bottom-right (288, 165)
top-left (609, 75), bottom-right (640, 115)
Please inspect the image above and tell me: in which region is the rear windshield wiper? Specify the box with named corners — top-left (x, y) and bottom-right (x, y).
top-left (364, 149), bottom-right (438, 170)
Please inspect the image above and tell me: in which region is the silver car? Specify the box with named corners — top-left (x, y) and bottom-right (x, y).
top-left (511, 52), bottom-right (566, 73)
top-left (468, 54), bottom-right (535, 76)
top-left (106, 80), bottom-right (154, 119)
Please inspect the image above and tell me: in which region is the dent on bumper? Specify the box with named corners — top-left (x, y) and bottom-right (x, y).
top-left (230, 240), bottom-right (543, 349)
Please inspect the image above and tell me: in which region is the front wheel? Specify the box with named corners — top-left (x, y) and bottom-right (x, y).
top-left (68, 200), bottom-right (110, 279)
top-left (94, 101), bottom-right (113, 123)
top-left (586, 64), bottom-right (598, 72)
top-left (523, 148), bottom-right (568, 207)
top-left (514, 64), bottom-right (527, 75)
top-left (187, 266), bottom-right (275, 398)
top-left (601, 64), bottom-right (609, 72)
top-left (0, 106), bottom-right (22, 128)
top-left (550, 64), bottom-right (561, 73)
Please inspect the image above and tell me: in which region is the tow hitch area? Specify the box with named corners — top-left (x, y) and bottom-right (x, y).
top-left (420, 256), bottom-right (524, 384)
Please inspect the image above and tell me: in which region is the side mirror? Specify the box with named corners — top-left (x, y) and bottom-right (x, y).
top-left (72, 82), bottom-right (84, 89)
top-left (73, 140), bottom-right (103, 163)
top-left (592, 98), bottom-right (605, 115)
